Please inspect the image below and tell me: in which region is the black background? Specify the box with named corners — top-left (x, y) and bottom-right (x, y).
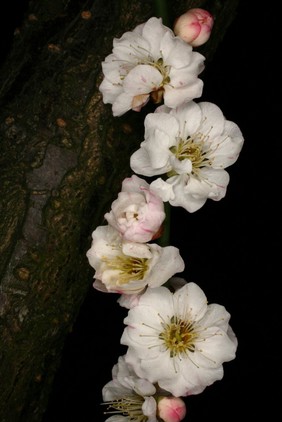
top-left (1, 1), bottom-right (280, 421)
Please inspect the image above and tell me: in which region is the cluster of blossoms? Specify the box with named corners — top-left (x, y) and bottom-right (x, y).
top-left (87, 8), bottom-right (244, 422)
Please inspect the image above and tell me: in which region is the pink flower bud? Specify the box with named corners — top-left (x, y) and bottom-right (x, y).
top-left (174, 8), bottom-right (214, 47)
top-left (104, 175), bottom-right (165, 243)
top-left (158, 396), bottom-right (187, 422)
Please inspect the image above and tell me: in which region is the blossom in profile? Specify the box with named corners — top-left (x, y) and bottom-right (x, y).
top-left (99, 17), bottom-right (205, 116)
top-left (121, 281), bottom-right (238, 397)
top-left (86, 225), bottom-right (184, 294)
top-left (130, 101), bottom-right (244, 212)
top-left (102, 355), bottom-right (187, 422)
top-left (102, 355), bottom-right (158, 421)
top-left (174, 8), bottom-right (214, 47)
top-left (104, 175), bottom-right (165, 243)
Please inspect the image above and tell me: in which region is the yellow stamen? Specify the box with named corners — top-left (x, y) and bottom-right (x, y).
top-left (159, 315), bottom-right (198, 358)
top-left (103, 255), bottom-right (149, 285)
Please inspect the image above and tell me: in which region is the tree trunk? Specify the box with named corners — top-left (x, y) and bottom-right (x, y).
top-left (0, 0), bottom-right (240, 420)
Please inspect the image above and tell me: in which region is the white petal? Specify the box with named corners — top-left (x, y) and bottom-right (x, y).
top-left (170, 101), bottom-right (202, 137)
top-left (169, 156), bottom-right (192, 174)
top-left (146, 245), bottom-right (185, 287)
top-left (130, 144), bottom-right (170, 176)
top-left (112, 92), bottom-right (134, 117)
top-left (145, 112), bottom-right (179, 144)
top-left (121, 174), bottom-right (150, 192)
top-left (122, 241), bottom-right (152, 259)
top-left (142, 397), bottom-right (158, 421)
top-left (123, 65), bottom-right (163, 94)
top-left (161, 32), bottom-right (193, 68)
top-left (150, 178), bottom-right (175, 202)
top-left (141, 17), bottom-right (168, 57)
top-left (198, 102), bottom-right (225, 137)
top-left (200, 303), bottom-right (231, 332)
top-left (194, 327), bottom-right (237, 367)
top-left (99, 77), bottom-right (123, 104)
top-left (113, 32), bottom-right (150, 63)
top-left (164, 79), bottom-right (203, 108)
top-left (209, 122), bottom-right (244, 168)
top-left (174, 282), bottom-right (208, 321)
top-left (133, 379), bottom-right (156, 396)
top-left (130, 147), bottom-right (160, 177)
top-left (195, 168), bottom-right (230, 199)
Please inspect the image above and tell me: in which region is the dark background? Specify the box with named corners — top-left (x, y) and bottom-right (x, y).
top-left (1, 1), bottom-right (280, 421)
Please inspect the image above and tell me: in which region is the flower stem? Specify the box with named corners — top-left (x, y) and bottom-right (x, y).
top-left (153, 0), bottom-right (170, 27)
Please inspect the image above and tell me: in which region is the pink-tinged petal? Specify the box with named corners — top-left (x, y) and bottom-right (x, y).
top-left (104, 177), bottom-right (165, 243)
top-left (174, 8), bottom-right (214, 47)
top-left (121, 174), bottom-right (149, 192)
top-left (132, 94), bottom-right (150, 111)
top-left (158, 396), bottom-right (187, 422)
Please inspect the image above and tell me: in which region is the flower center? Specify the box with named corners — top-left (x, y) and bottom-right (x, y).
top-left (104, 255), bottom-right (149, 285)
top-left (171, 137), bottom-right (204, 165)
top-left (168, 132), bottom-right (212, 177)
top-left (103, 396), bottom-right (148, 422)
top-left (159, 315), bottom-right (198, 358)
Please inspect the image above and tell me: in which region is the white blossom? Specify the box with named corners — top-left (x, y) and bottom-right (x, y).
top-left (121, 280), bottom-right (238, 396)
top-left (86, 225), bottom-right (184, 294)
top-left (99, 17), bottom-right (205, 116)
top-left (130, 101), bottom-right (244, 212)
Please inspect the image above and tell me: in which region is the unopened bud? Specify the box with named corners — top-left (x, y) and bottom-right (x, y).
top-left (174, 8), bottom-right (214, 47)
top-left (158, 396), bottom-right (187, 422)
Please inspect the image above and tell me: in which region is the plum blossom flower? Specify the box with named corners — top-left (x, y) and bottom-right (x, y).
top-left (86, 225), bottom-right (184, 294)
top-left (99, 17), bottom-right (205, 116)
top-left (157, 396), bottom-right (186, 422)
top-left (102, 355), bottom-right (158, 422)
top-left (174, 8), bottom-right (214, 47)
top-left (130, 101), bottom-right (244, 213)
top-left (121, 280), bottom-right (238, 397)
top-left (104, 175), bottom-right (165, 243)
top-left (102, 355), bottom-right (186, 422)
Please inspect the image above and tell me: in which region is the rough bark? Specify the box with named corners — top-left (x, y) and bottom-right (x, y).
top-left (0, 0), bottom-right (240, 420)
